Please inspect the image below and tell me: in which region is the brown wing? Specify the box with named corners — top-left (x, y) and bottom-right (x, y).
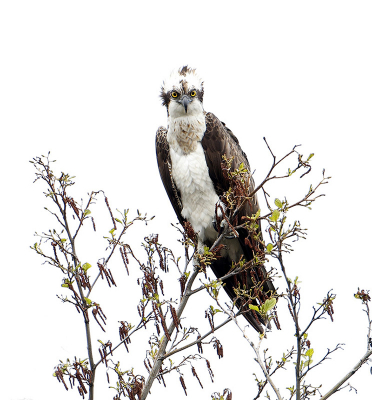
top-left (202, 112), bottom-right (259, 222)
top-left (202, 112), bottom-right (276, 332)
top-left (155, 126), bottom-right (185, 225)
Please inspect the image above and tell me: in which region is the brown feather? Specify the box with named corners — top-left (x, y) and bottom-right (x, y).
top-left (202, 112), bottom-right (258, 216)
top-left (202, 113), bottom-right (275, 331)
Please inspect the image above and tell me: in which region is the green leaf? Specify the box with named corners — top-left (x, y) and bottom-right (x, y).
top-left (61, 283), bottom-right (69, 288)
top-left (307, 153), bottom-right (314, 161)
top-left (270, 209), bottom-right (280, 222)
top-left (274, 198), bottom-right (283, 208)
top-left (249, 304), bottom-right (260, 312)
top-left (83, 209), bottom-right (91, 216)
top-left (305, 348), bottom-right (314, 358)
top-left (82, 262), bottom-right (92, 272)
top-left (262, 298), bottom-right (276, 313)
top-left (266, 243), bottom-right (273, 253)
top-left (287, 386), bottom-right (295, 394)
top-left (114, 218), bottom-right (123, 224)
top-left (84, 297), bottom-right (92, 305)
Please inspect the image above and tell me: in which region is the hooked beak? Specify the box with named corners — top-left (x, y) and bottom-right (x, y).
top-left (179, 95), bottom-right (193, 113)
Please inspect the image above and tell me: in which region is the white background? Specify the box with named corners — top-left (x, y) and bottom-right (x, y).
top-left (1, 1), bottom-right (372, 399)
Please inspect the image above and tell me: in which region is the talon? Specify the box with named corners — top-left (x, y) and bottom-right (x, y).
top-left (213, 220), bottom-right (219, 233)
top-left (213, 219), bottom-right (236, 239)
top-left (223, 231), bottom-right (237, 240)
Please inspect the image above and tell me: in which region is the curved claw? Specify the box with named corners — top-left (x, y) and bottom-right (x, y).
top-left (212, 220), bottom-right (236, 239)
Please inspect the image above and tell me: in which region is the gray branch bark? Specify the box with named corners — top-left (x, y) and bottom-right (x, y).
top-left (320, 349), bottom-right (372, 400)
top-left (140, 268), bottom-right (199, 400)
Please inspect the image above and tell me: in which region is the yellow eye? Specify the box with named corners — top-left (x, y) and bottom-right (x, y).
top-left (190, 90), bottom-right (196, 97)
top-left (171, 91), bottom-right (179, 98)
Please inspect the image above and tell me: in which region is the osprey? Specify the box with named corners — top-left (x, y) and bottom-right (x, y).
top-left (156, 66), bottom-right (275, 333)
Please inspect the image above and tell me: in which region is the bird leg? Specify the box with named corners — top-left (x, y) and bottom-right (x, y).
top-left (213, 201), bottom-right (236, 239)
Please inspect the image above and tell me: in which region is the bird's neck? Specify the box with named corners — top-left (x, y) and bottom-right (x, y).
top-left (167, 112), bottom-right (206, 154)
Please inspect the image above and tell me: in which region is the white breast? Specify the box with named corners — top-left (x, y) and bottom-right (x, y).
top-left (168, 114), bottom-right (219, 242)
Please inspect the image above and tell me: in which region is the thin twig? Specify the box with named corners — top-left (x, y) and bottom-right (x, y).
top-left (162, 316), bottom-right (233, 360)
top-left (140, 268), bottom-right (200, 400)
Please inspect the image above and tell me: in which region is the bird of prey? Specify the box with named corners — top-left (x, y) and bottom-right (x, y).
top-left (155, 66), bottom-right (275, 333)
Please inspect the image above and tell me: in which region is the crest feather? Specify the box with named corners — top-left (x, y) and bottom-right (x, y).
top-left (161, 66), bottom-right (203, 95)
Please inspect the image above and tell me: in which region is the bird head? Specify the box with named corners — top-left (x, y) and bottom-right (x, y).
top-left (160, 66), bottom-right (204, 118)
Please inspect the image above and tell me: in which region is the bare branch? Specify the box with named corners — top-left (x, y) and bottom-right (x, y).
top-left (140, 267), bottom-right (200, 400)
top-left (320, 349), bottom-right (372, 400)
top-left (163, 316), bottom-right (233, 360)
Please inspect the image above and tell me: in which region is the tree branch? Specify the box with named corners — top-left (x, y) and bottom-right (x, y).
top-left (162, 315), bottom-right (232, 360)
top-left (140, 267), bottom-right (199, 400)
top-left (320, 349), bottom-right (372, 400)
